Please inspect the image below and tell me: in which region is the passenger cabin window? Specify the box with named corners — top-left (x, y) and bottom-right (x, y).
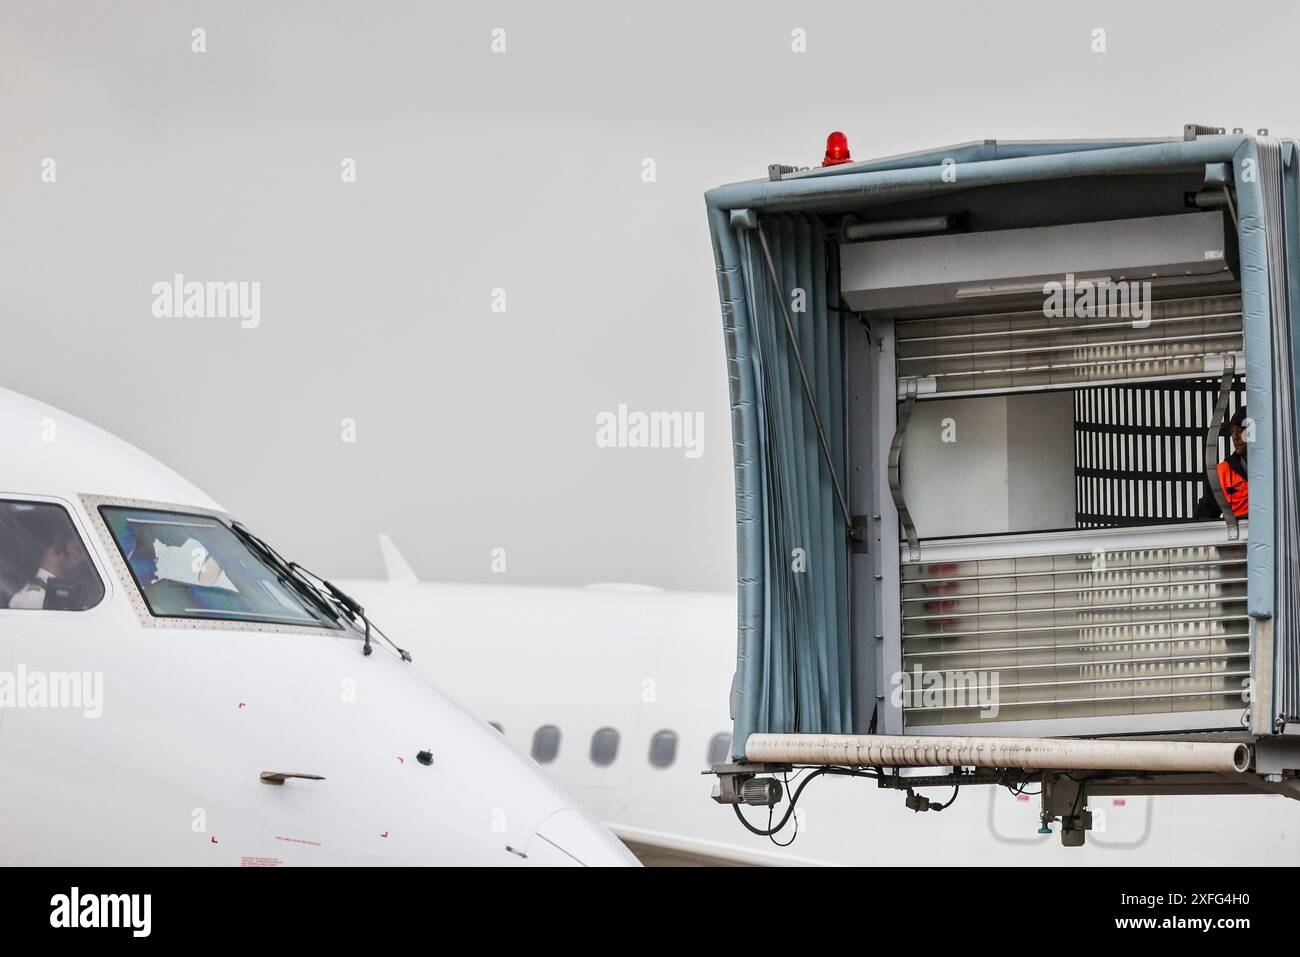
top-left (649, 730), bottom-right (678, 768)
top-left (0, 501), bottom-right (103, 611)
top-left (531, 725), bottom-right (560, 764)
top-left (590, 727), bottom-right (619, 766)
top-left (707, 733), bottom-right (732, 767)
top-left (99, 507), bottom-right (338, 629)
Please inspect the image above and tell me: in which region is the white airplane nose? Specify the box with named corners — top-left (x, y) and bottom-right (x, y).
top-left (526, 808), bottom-right (641, 867)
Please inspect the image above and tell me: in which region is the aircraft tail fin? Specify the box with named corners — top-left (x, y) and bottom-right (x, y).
top-left (378, 533), bottom-right (418, 585)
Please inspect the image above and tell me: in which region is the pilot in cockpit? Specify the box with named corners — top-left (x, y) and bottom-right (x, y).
top-left (8, 514), bottom-right (94, 610)
top-left (124, 522), bottom-right (161, 584)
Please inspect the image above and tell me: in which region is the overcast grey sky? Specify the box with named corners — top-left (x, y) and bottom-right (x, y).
top-left (3, 0), bottom-right (1298, 589)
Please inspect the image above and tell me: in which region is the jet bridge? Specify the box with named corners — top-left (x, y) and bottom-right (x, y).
top-left (704, 129), bottom-right (1300, 843)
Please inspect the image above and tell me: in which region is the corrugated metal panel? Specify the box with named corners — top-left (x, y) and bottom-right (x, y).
top-left (896, 295), bottom-right (1242, 396)
top-left (901, 535), bottom-right (1249, 729)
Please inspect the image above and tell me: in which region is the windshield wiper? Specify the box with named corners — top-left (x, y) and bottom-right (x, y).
top-left (289, 561), bottom-right (412, 662)
top-left (229, 522), bottom-right (340, 624)
top-left (229, 522), bottom-right (411, 662)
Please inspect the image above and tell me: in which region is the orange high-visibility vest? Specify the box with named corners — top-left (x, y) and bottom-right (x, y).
top-left (1217, 460), bottom-right (1249, 517)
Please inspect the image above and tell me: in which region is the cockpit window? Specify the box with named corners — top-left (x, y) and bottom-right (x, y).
top-left (0, 500), bottom-right (104, 612)
top-left (100, 506), bottom-right (338, 629)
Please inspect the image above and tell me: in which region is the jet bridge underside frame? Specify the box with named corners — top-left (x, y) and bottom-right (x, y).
top-left (711, 733), bottom-right (1300, 846)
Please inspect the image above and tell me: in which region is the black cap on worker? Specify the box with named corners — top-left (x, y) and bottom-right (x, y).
top-left (1220, 406), bottom-right (1248, 436)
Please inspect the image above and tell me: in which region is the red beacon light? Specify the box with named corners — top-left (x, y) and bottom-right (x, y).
top-left (822, 130), bottom-right (852, 166)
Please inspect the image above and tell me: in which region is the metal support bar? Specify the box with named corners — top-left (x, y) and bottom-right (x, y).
top-left (873, 767), bottom-right (1019, 790)
top-left (754, 224), bottom-right (855, 536)
top-left (744, 732), bottom-right (1252, 774)
top-left (889, 390), bottom-right (919, 560)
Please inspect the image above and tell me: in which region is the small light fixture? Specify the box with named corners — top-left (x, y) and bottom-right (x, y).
top-left (822, 131), bottom-right (852, 166)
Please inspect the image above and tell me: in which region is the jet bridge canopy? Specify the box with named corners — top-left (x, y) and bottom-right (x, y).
top-left (705, 134), bottom-right (1300, 784)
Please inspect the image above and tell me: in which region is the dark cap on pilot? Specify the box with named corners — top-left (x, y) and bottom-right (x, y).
top-left (1221, 406), bottom-right (1248, 436)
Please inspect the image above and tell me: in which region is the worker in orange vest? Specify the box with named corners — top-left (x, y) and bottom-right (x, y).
top-left (1195, 407), bottom-right (1248, 520)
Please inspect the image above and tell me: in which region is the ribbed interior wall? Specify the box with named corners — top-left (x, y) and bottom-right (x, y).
top-left (900, 539), bottom-right (1250, 728)
top-left (896, 294), bottom-right (1243, 395)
